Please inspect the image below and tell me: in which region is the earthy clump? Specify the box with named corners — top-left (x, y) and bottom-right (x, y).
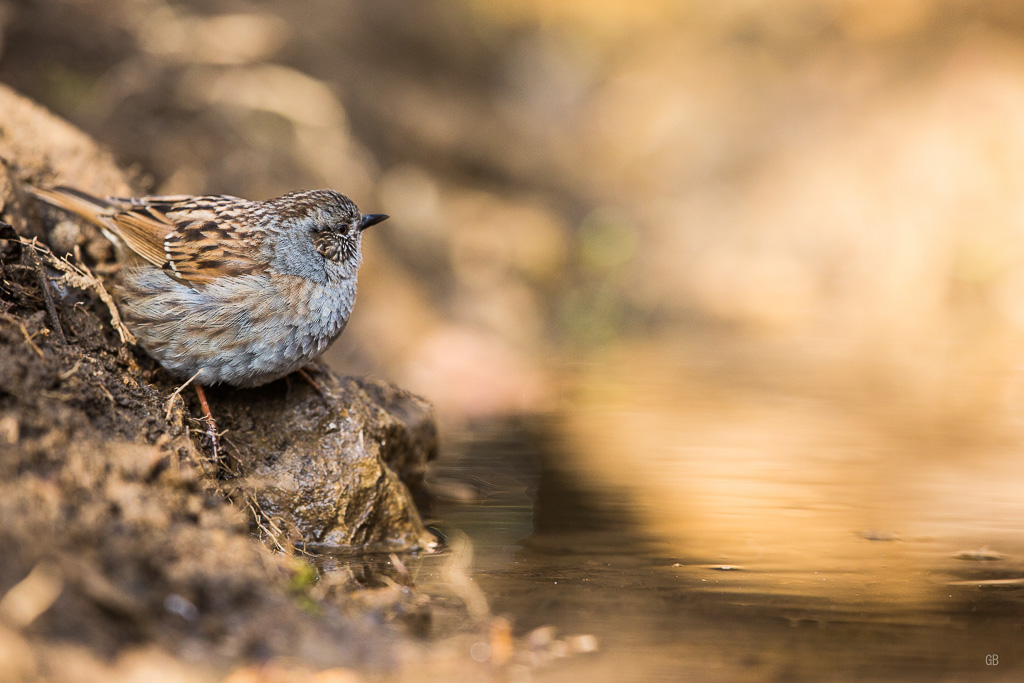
top-left (0, 84), bottom-right (437, 679)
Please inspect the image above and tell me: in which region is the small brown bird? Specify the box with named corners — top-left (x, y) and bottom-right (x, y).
top-left (29, 185), bottom-right (388, 454)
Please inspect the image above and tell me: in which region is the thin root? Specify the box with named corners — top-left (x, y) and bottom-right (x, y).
top-left (57, 359), bottom-right (83, 381)
top-left (24, 237), bottom-right (66, 344)
top-left (0, 314), bottom-right (45, 359)
top-left (165, 369), bottom-right (203, 421)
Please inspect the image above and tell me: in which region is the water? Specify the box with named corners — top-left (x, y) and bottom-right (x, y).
top-left (419, 420), bottom-right (1024, 680)
top-left (327, 343), bottom-right (1024, 680)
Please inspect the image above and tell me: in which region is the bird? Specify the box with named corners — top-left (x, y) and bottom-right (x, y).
top-left (28, 184), bottom-right (388, 455)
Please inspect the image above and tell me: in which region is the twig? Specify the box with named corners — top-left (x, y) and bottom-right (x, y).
top-left (22, 238), bottom-right (66, 344)
top-left (0, 562), bottom-right (63, 628)
top-left (72, 247), bottom-right (135, 345)
top-left (165, 369), bottom-right (203, 420)
top-left (0, 314), bottom-right (45, 359)
top-left (57, 359), bottom-right (83, 381)
top-left (248, 500), bottom-right (289, 554)
top-left (40, 390), bottom-right (75, 401)
top-left (97, 383), bottom-right (115, 404)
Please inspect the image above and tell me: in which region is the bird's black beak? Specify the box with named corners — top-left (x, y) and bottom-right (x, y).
top-left (359, 213), bottom-right (388, 231)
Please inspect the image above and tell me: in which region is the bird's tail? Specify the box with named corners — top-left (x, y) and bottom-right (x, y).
top-left (26, 185), bottom-right (124, 246)
top-left (26, 185), bottom-right (116, 224)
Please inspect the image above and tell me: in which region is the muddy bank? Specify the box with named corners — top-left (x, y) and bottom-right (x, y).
top-left (0, 84), bottom-right (437, 679)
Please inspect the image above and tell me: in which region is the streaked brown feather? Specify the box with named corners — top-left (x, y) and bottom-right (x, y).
top-left (162, 217), bottom-right (262, 283)
top-left (110, 209), bottom-right (172, 266)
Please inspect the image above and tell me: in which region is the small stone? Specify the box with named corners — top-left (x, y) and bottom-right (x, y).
top-left (953, 546), bottom-right (1005, 561)
top-left (0, 415), bottom-right (19, 444)
top-left (566, 634), bottom-right (599, 654)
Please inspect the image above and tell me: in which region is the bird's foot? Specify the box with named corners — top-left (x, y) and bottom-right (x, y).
top-left (297, 366), bottom-right (329, 401)
top-left (194, 384), bottom-right (222, 463)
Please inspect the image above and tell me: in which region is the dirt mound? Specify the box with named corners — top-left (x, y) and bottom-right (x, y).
top-left (0, 83), bottom-right (436, 680)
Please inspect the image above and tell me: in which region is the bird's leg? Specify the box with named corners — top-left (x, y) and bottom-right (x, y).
top-left (194, 384), bottom-right (221, 461)
top-left (297, 366), bottom-right (328, 400)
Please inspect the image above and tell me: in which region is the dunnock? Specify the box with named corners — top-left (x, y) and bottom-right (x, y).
top-left (28, 185), bottom-right (387, 451)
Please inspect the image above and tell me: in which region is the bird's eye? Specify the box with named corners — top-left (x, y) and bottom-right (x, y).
top-left (338, 224), bottom-right (350, 235)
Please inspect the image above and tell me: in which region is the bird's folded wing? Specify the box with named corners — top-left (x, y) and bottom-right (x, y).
top-left (112, 200), bottom-right (265, 285)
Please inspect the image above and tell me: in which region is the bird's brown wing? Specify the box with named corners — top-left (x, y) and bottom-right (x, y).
top-left (108, 196), bottom-right (266, 285)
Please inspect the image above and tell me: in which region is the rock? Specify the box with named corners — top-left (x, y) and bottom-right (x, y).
top-left (216, 374), bottom-right (437, 551)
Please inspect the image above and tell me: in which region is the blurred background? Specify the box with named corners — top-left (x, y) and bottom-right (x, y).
top-left (5, 0), bottom-right (1024, 677)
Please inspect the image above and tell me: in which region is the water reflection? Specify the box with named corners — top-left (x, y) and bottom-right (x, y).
top-left (412, 341), bottom-right (1024, 680)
